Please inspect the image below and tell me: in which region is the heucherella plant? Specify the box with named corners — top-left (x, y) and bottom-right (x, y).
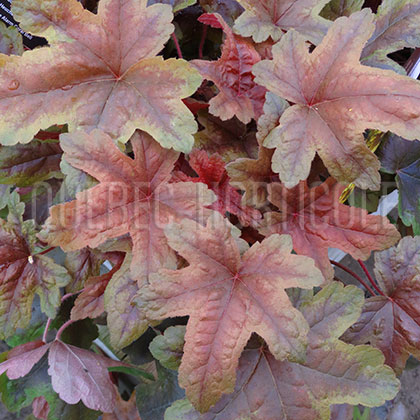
top-left (0, 0), bottom-right (419, 418)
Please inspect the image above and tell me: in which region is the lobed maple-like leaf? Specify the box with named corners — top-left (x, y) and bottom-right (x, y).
top-left (191, 13), bottom-right (266, 124)
top-left (227, 92), bottom-right (288, 208)
top-left (41, 130), bottom-right (216, 282)
top-left (259, 178), bottom-right (400, 281)
top-left (71, 252), bottom-right (125, 321)
top-left (141, 214), bottom-right (324, 411)
top-left (379, 134), bottom-right (420, 235)
top-left (360, 0), bottom-right (420, 73)
top-left (343, 236), bottom-right (420, 374)
top-left (233, 0), bottom-right (332, 44)
top-left (0, 193), bottom-right (70, 338)
top-left (0, 0), bottom-right (201, 151)
top-left (104, 255), bottom-right (149, 349)
top-left (177, 149), bottom-right (261, 226)
top-left (0, 140), bottom-right (62, 187)
top-left (253, 10), bottom-right (420, 190)
top-left (166, 283), bottom-right (400, 420)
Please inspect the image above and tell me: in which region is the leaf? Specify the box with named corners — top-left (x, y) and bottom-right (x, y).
top-left (191, 13), bottom-right (266, 124)
top-left (0, 349), bottom-right (55, 415)
top-left (142, 213), bottom-right (324, 411)
top-left (103, 388), bottom-right (140, 420)
top-left (0, 340), bottom-right (50, 380)
top-left (177, 149), bottom-right (261, 226)
top-left (150, 326), bottom-right (186, 370)
top-left (56, 158), bottom-right (98, 203)
top-left (71, 252), bottom-right (124, 321)
top-left (227, 92), bottom-right (288, 208)
top-left (199, 0), bottom-right (244, 26)
top-left (41, 130), bottom-right (216, 282)
top-left (360, 0), bottom-right (420, 73)
top-left (0, 22), bottom-right (23, 56)
top-left (166, 283), bottom-right (400, 420)
top-left (379, 133), bottom-right (420, 235)
top-left (343, 236), bottom-right (420, 374)
top-left (47, 340), bottom-right (122, 412)
top-left (0, 193), bottom-right (70, 338)
top-left (148, 0), bottom-right (196, 13)
top-left (0, 140), bottom-right (63, 187)
top-left (32, 396), bottom-right (49, 420)
top-left (104, 255), bottom-right (149, 349)
top-left (193, 110), bottom-right (252, 162)
top-left (136, 363), bottom-right (185, 420)
top-left (259, 177), bottom-right (400, 280)
top-left (320, 0), bottom-right (363, 20)
top-left (64, 248), bottom-right (103, 293)
top-left (233, 0), bottom-right (332, 44)
top-left (253, 10), bottom-right (420, 190)
top-left (1, 0), bottom-right (201, 152)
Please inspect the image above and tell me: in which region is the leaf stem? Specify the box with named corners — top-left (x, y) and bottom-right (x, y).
top-left (357, 259), bottom-right (386, 297)
top-left (330, 260), bottom-right (376, 296)
top-left (55, 319), bottom-right (75, 341)
top-left (199, 25), bottom-right (208, 59)
top-left (171, 33), bottom-right (183, 59)
top-left (32, 246), bottom-right (56, 257)
top-left (42, 318), bottom-right (52, 343)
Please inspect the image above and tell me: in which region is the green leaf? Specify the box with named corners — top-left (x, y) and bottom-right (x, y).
top-left (149, 326), bottom-right (186, 370)
top-left (148, 0), bottom-right (196, 12)
top-left (320, 0), bottom-right (363, 20)
top-left (108, 365), bottom-right (155, 381)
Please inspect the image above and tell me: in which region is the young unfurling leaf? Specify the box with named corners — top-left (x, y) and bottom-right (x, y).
top-left (191, 13), bottom-right (266, 124)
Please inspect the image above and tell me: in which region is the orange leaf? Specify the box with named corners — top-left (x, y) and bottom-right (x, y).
top-left (253, 10), bottom-right (420, 189)
top-left (142, 214), bottom-right (323, 411)
top-left (41, 130), bottom-right (216, 282)
top-left (259, 178), bottom-right (400, 280)
top-left (1, 0), bottom-right (201, 151)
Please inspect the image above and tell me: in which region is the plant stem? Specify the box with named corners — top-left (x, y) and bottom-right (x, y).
top-left (42, 318), bottom-right (52, 343)
top-left (55, 319), bottom-right (75, 341)
top-left (330, 260), bottom-right (376, 296)
top-left (357, 259), bottom-right (386, 297)
top-left (171, 33), bottom-right (183, 59)
top-left (199, 25), bottom-right (208, 59)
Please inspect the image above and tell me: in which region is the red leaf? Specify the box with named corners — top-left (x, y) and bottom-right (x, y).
top-left (103, 388), bottom-right (141, 420)
top-left (178, 149), bottom-right (261, 226)
top-left (32, 396), bottom-right (49, 420)
top-left (0, 340), bottom-right (50, 380)
top-left (47, 340), bottom-right (121, 413)
top-left (191, 13), bottom-right (266, 123)
top-left (259, 178), bottom-right (401, 280)
top-left (71, 252), bottom-right (125, 321)
top-left (343, 236), bottom-right (420, 373)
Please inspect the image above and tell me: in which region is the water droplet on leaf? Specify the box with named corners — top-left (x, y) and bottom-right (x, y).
top-left (61, 85), bottom-right (72, 91)
top-left (8, 80), bottom-right (19, 90)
